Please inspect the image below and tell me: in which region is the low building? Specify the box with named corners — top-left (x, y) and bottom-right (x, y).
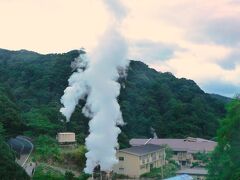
top-left (130, 137), bottom-right (216, 167)
top-left (56, 132), bottom-right (76, 145)
top-left (113, 144), bottom-right (165, 178)
top-left (176, 168), bottom-right (207, 180)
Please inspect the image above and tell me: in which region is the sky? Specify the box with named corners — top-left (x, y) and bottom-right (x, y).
top-left (0, 0), bottom-right (240, 97)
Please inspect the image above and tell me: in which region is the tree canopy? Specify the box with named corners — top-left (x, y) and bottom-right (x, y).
top-left (207, 99), bottom-right (240, 180)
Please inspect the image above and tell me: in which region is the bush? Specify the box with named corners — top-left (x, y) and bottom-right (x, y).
top-left (140, 162), bottom-right (179, 179)
top-left (65, 171), bottom-right (75, 180)
top-left (61, 145), bottom-right (87, 170)
top-left (33, 135), bottom-right (60, 162)
top-left (33, 164), bottom-right (64, 180)
top-left (78, 173), bottom-right (91, 180)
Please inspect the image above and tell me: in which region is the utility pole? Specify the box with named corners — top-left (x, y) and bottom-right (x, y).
top-left (161, 165), bottom-right (163, 179)
top-left (161, 148), bottom-right (166, 179)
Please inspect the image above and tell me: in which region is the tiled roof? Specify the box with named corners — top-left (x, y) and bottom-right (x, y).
top-left (119, 144), bottom-right (163, 156)
top-left (130, 137), bottom-right (216, 153)
top-left (177, 168), bottom-right (208, 175)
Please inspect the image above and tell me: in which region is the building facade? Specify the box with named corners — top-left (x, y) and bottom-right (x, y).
top-left (56, 132), bottom-right (76, 145)
top-left (113, 144), bottom-right (165, 178)
top-left (130, 137), bottom-right (216, 167)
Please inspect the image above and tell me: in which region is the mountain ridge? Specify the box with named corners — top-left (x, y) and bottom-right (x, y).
top-left (0, 49), bottom-right (227, 144)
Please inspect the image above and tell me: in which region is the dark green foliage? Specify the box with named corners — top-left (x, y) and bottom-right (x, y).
top-left (0, 85), bottom-right (25, 137)
top-left (193, 152), bottom-right (210, 164)
top-left (0, 49), bottom-right (227, 143)
top-left (0, 49), bottom-right (77, 112)
top-left (78, 173), bottom-right (91, 180)
top-left (120, 61), bottom-right (226, 139)
top-left (207, 99), bottom-right (240, 180)
top-left (23, 107), bottom-right (62, 136)
top-left (33, 164), bottom-right (64, 180)
top-left (64, 171), bottom-right (75, 180)
top-left (164, 146), bottom-right (174, 161)
top-left (33, 135), bottom-right (60, 162)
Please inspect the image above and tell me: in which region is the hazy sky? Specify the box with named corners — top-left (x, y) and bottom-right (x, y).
top-left (0, 0), bottom-right (240, 97)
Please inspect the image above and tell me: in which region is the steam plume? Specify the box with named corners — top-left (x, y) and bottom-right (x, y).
top-left (60, 0), bottom-right (129, 173)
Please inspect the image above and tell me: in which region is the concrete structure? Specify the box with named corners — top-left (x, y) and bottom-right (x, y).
top-left (130, 137), bottom-right (216, 167)
top-left (56, 132), bottom-right (76, 145)
top-left (113, 144), bottom-right (165, 178)
top-left (176, 168), bottom-right (207, 180)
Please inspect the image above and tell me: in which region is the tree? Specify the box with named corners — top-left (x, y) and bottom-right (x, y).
top-left (207, 99), bottom-right (240, 180)
top-left (34, 135), bottom-right (60, 162)
top-left (0, 85), bottom-right (24, 137)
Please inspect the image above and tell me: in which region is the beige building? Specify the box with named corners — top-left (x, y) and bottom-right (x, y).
top-left (56, 132), bottom-right (76, 145)
top-left (113, 144), bottom-right (165, 178)
top-left (130, 137), bottom-right (216, 167)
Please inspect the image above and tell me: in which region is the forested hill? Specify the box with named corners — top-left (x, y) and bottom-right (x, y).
top-left (0, 48), bottom-right (227, 144)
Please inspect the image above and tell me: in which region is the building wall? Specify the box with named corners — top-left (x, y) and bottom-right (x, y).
top-left (113, 149), bottom-right (165, 178)
top-left (57, 133), bottom-right (75, 143)
top-left (139, 149), bottom-right (165, 175)
top-left (172, 151), bottom-right (193, 167)
top-left (113, 151), bottom-right (140, 178)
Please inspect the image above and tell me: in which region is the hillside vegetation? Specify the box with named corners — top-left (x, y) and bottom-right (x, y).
top-left (0, 48), bottom-right (231, 179)
top-left (0, 48), bottom-right (227, 144)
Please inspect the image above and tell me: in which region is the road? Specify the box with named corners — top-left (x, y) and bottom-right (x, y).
top-left (8, 136), bottom-right (34, 176)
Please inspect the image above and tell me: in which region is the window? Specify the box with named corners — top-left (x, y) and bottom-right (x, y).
top-left (119, 168), bottom-right (124, 171)
top-left (181, 161), bottom-right (186, 166)
top-left (119, 157), bottom-right (124, 161)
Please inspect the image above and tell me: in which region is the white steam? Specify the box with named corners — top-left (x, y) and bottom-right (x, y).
top-left (60, 52), bottom-right (88, 122)
top-left (60, 0), bottom-right (129, 173)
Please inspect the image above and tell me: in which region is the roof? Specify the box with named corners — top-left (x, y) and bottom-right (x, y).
top-left (119, 144), bottom-right (163, 156)
top-left (177, 168), bottom-right (208, 175)
top-left (165, 174), bottom-right (193, 180)
top-left (130, 137), bottom-right (216, 153)
top-left (58, 132), bottom-right (75, 135)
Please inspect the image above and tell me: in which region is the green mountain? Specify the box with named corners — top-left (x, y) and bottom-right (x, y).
top-left (0, 48), bottom-right (227, 144)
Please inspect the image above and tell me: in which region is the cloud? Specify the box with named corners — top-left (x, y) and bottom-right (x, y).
top-left (202, 80), bottom-right (240, 98)
top-left (129, 40), bottom-right (181, 63)
top-left (218, 49), bottom-right (240, 70)
top-left (195, 17), bottom-right (240, 46)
